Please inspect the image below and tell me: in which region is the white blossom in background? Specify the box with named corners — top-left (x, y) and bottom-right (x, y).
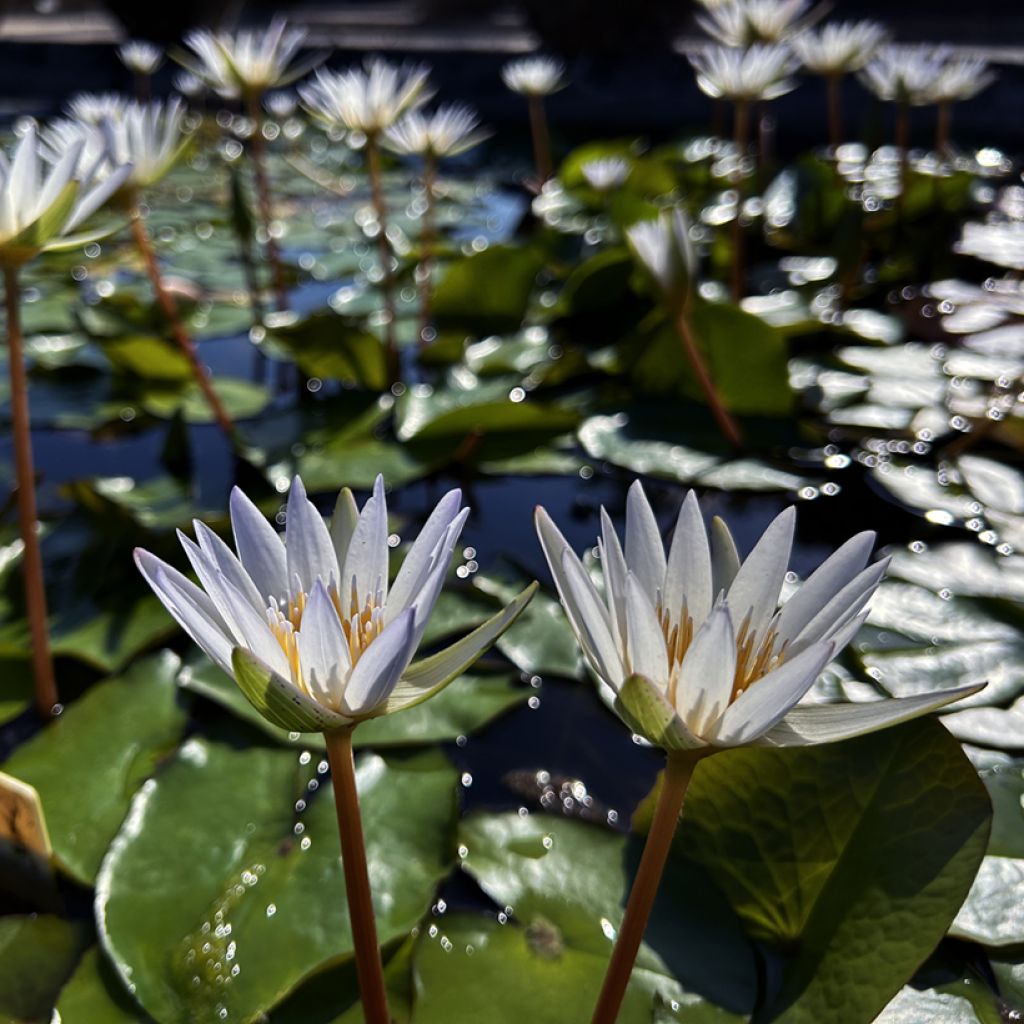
top-left (66, 92), bottom-right (128, 126)
top-left (265, 90), bottom-right (299, 119)
top-left (300, 58), bottom-right (434, 135)
top-left (626, 208), bottom-right (697, 313)
top-left (382, 104), bottom-right (490, 159)
top-left (697, 0), bottom-right (821, 47)
top-left (925, 56), bottom-right (997, 104)
top-left (0, 126), bottom-right (131, 266)
top-left (118, 41), bottom-right (164, 75)
top-left (173, 71), bottom-right (206, 100)
top-left (581, 156), bottom-right (631, 192)
top-left (791, 20), bottom-right (888, 75)
top-left (688, 43), bottom-right (800, 102)
top-left (136, 476), bottom-right (535, 730)
top-left (501, 55), bottom-right (567, 97)
top-left (536, 482), bottom-right (982, 750)
top-left (859, 45), bottom-right (949, 105)
top-left (178, 17), bottom-right (322, 101)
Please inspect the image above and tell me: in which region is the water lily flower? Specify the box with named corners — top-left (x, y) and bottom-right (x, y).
top-left (136, 476), bottom-right (535, 732)
top-left (0, 125), bottom-right (131, 267)
top-left (300, 58), bottom-right (434, 136)
top-left (626, 208), bottom-right (697, 315)
top-left (697, 0), bottom-right (821, 47)
top-left (688, 42), bottom-right (800, 102)
top-left (382, 103), bottom-right (491, 159)
top-left (66, 92), bottom-right (129, 126)
top-left (535, 482), bottom-right (982, 750)
top-left (859, 45), bottom-right (949, 106)
top-left (925, 56), bottom-right (996, 104)
top-left (264, 89), bottom-right (299, 120)
top-left (177, 17), bottom-right (323, 102)
top-left (581, 156), bottom-right (631, 192)
top-left (501, 55), bottom-right (567, 97)
top-left (791, 20), bottom-right (888, 75)
top-left (173, 71), bottom-right (206, 100)
top-left (118, 40), bottom-right (163, 75)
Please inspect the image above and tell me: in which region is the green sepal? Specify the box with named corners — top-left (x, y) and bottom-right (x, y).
top-left (230, 647), bottom-right (351, 733)
top-left (614, 673), bottom-right (705, 752)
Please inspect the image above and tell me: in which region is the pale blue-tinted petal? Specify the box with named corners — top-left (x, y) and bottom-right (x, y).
top-left (562, 550), bottom-right (625, 688)
top-left (407, 508), bottom-right (469, 644)
top-left (599, 507), bottom-right (628, 649)
top-left (343, 608), bottom-right (417, 715)
top-left (707, 640), bottom-right (835, 747)
top-left (726, 506), bottom-right (795, 645)
top-left (134, 549), bottom-right (233, 675)
top-left (286, 475), bottom-right (339, 595)
top-left (294, 578), bottom-right (350, 707)
top-left (340, 475), bottom-right (389, 610)
top-left (662, 491), bottom-right (713, 633)
top-left (774, 531), bottom-right (876, 646)
top-left (230, 486), bottom-right (287, 602)
top-left (624, 481), bottom-right (667, 600)
top-left (710, 515), bottom-right (741, 594)
top-left (756, 683), bottom-right (986, 747)
top-left (677, 601), bottom-right (736, 735)
top-left (177, 531), bottom-right (251, 646)
top-left (625, 573), bottom-right (670, 689)
top-left (386, 487), bottom-right (463, 622)
top-left (215, 573), bottom-right (294, 682)
top-left (193, 519), bottom-right (264, 613)
top-left (329, 488), bottom-right (359, 569)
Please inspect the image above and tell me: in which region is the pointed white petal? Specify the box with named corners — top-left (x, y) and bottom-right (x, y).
top-left (286, 476), bottom-right (339, 595)
top-left (821, 607), bottom-right (870, 658)
top-left (230, 486), bottom-right (287, 602)
top-left (625, 573), bottom-right (670, 688)
top-left (599, 507), bottom-right (628, 649)
top-left (677, 601), bottom-right (736, 735)
top-left (710, 515), bottom-right (741, 594)
top-left (707, 641), bottom-right (835, 747)
top-left (662, 491), bottom-right (713, 633)
top-left (726, 506), bottom-right (795, 645)
top-left (407, 508), bottom-right (469, 643)
top-left (343, 607), bottom-right (417, 715)
top-left (774, 531), bottom-right (876, 646)
top-left (561, 550), bottom-right (625, 688)
top-left (624, 481), bottom-right (667, 599)
top-left (788, 559), bottom-right (889, 654)
top-left (340, 475), bottom-right (389, 610)
top-left (329, 488), bottom-right (360, 569)
top-left (387, 488), bottom-right (463, 622)
top-left (757, 684), bottom-right (986, 746)
top-left (216, 573), bottom-right (294, 682)
top-left (193, 519), bottom-right (265, 613)
top-left (177, 531), bottom-right (254, 647)
top-left (535, 505), bottom-right (575, 607)
top-left (294, 578), bottom-right (350, 707)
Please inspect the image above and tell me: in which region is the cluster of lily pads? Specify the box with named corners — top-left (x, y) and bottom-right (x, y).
top-left (0, 2), bottom-right (1023, 1023)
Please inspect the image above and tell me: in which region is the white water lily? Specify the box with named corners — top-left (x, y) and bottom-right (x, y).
top-left (300, 59), bottom-right (434, 136)
top-left (118, 41), bottom-right (163, 75)
top-left (178, 18), bottom-right (322, 101)
top-left (501, 56), bottom-right (567, 97)
top-left (536, 482), bottom-right (982, 749)
top-left (924, 57), bottom-right (996, 104)
top-left (859, 45), bottom-right (949, 106)
top-left (626, 208), bottom-right (697, 314)
top-left (688, 43), bottom-right (800, 102)
top-left (173, 71), bottom-right (206, 100)
top-left (66, 92), bottom-right (128, 126)
top-left (382, 103), bottom-right (490, 159)
top-left (44, 98), bottom-right (190, 196)
top-left (581, 156), bottom-right (631, 192)
top-left (791, 20), bottom-right (888, 75)
top-left (136, 476), bottom-right (535, 732)
top-left (697, 0), bottom-right (821, 47)
top-left (265, 90), bottom-right (299, 119)
top-left (0, 126), bottom-right (131, 267)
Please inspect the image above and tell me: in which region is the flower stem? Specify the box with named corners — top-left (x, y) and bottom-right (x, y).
top-left (935, 101), bottom-right (951, 157)
top-left (366, 134), bottom-right (399, 381)
top-left (129, 206), bottom-right (235, 437)
top-left (527, 95), bottom-right (553, 182)
top-left (731, 99), bottom-right (749, 303)
top-left (675, 310), bottom-right (743, 449)
top-left (895, 101), bottom-right (910, 204)
top-left (3, 266), bottom-right (58, 717)
top-left (246, 93), bottom-right (289, 313)
top-left (324, 728), bottom-right (390, 1024)
top-left (590, 751), bottom-right (703, 1024)
top-left (826, 73), bottom-right (843, 151)
top-left (417, 153), bottom-right (437, 350)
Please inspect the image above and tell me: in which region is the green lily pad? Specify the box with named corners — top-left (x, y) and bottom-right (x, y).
top-left (97, 742), bottom-right (458, 1024)
top-left (55, 947), bottom-right (150, 1023)
top-left (1, 651), bottom-right (190, 884)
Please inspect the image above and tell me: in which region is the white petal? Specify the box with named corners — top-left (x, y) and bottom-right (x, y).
top-left (65, 162), bottom-right (133, 232)
top-left (662, 491), bottom-right (713, 633)
top-left (134, 549), bottom-right (233, 675)
top-left (406, 508), bottom-right (469, 644)
top-left (624, 481), bottom-right (667, 600)
top-left (343, 607), bottom-right (418, 715)
top-left (788, 559), bottom-right (889, 654)
top-left (726, 506), bottom-right (795, 645)
top-left (215, 573), bottom-right (294, 682)
top-left (756, 684), bottom-right (986, 747)
top-left (625, 573), bottom-right (670, 688)
top-left (599, 507), bottom-right (628, 649)
top-left (286, 475), bottom-right (339, 595)
top-left (707, 641), bottom-right (834, 747)
top-left (774, 531), bottom-right (876, 646)
top-left (386, 487), bottom-right (463, 622)
top-left (329, 488), bottom-right (360, 568)
top-left (177, 531), bottom-right (251, 646)
top-left (230, 486), bottom-right (287, 602)
top-left (193, 519), bottom-right (264, 613)
top-left (676, 601), bottom-right (736, 735)
top-left (561, 550), bottom-right (625, 689)
top-left (710, 515), bottom-right (741, 594)
top-left (340, 475), bottom-right (389, 611)
top-left (535, 505), bottom-right (575, 608)
top-left (294, 578), bottom-right (350, 706)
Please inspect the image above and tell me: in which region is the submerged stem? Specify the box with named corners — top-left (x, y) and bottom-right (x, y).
top-left (3, 266), bottom-right (58, 717)
top-left (366, 134), bottom-right (399, 380)
top-left (675, 310), bottom-right (744, 449)
top-left (246, 93), bottom-right (289, 313)
top-left (527, 95), bottom-right (553, 183)
top-left (590, 751), bottom-right (703, 1024)
top-left (417, 153), bottom-right (437, 350)
top-left (129, 206), bottom-right (235, 436)
top-left (324, 728), bottom-right (390, 1024)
